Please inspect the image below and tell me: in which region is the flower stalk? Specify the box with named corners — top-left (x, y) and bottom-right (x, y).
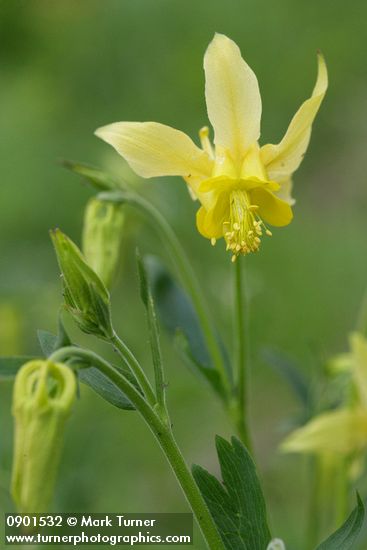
top-left (233, 256), bottom-right (252, 449)
top-left (110, 331), bottom-right (157, 408)
top-left (99, 190), bottom-right (231, 399)
top-left (49, 346), bottom-right (224, 550)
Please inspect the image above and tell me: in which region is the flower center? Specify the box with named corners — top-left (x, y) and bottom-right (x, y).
top-left (223, 190), bottom-right (271, 261)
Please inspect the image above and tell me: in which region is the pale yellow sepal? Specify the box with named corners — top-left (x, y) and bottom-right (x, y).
top-left (204, 33), bottom-right (261, 158)
top-left (274, 177), bottom-right (295, 206)
top-left (261, 53), bottom-right (328, 181)
top-left (95, 121), bottom-right (213, 180)
top-left (280, 409), bottom-right (367, 455)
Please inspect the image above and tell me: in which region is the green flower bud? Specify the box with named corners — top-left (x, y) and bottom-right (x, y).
top-left (82, 198), bottom-right (125, 289)
top-left (51, 229), bottom-right (113, 338)
top-left (11, 360), bottom-right (77, 513)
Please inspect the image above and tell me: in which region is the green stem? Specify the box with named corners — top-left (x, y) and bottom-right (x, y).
top-left (50, 346), bottom-right (224, 550)
top-left (110, 331), bottom-right (157, 407)
top-left (308, 453), bottom-right (348, 547)
top-left (334, 457), bottom-right (348, 528)
top-left (146, 292), bottom-right (169, 422)
top-left (233, 257), bottom-right (252, 449)
top-left (119, 192), bottom-right (230, 395)
top-left (307, 455), bottom-right (320, 550)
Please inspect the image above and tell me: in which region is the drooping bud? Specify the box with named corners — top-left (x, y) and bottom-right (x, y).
top-left (11, 360), bottom-right (77, 513)
top-left (51, 229), bottom-right (113, 338)
top-left (82, 197), bottom-right (125, 289)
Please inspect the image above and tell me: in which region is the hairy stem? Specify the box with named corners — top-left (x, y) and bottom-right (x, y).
top-left (50, 346), bottom-right (224, 550)
top-left (110, 331), bottom-right (157, 407)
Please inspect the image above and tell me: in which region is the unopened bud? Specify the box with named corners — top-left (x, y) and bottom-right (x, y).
top-left (11, 360), bottom-right (77, 513)
top-left (82, 198), bottom-right (124, 289)
top-left (51, 229), bottom-right (113, 338)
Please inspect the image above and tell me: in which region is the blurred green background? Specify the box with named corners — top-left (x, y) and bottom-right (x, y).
top-left (1, 1), bottom-right (367, 548)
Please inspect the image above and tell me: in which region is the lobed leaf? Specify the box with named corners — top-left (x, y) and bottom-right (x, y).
top-left (192, 436), bottom-right (271, 549)
top-left (316, 493), bottom-right (365, 550)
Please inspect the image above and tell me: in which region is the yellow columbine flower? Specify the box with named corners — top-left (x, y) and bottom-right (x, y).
top-left (95, 34), bottom-right (327, 260)
top-left (281, 333), bottom-right (367, 457)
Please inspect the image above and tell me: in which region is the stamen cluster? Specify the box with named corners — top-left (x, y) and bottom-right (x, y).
top-left (223, 190), bottom-right (271, 261)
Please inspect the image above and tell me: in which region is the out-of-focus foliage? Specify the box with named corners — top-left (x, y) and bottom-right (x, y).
top-left (1, 1), bottom-right (367, 548)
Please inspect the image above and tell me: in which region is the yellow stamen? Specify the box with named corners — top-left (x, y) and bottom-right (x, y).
top-left (223, 190), bottom-right (263, 257)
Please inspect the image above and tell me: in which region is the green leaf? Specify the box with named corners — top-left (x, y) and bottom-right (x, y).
top-left (136, 250), bottom-right (149, 307)
top-left (143, 256), bottom-right (229, 399)
top-left (0, 357), bottom-right (36, 379)
top-left (62, 350), bottom-right (138, 411)
top-left (175, 331), bottom-right (225, 399)
top-left (37, 330), bottom-right (58, 357)
top-left (316, 493), bottom-right (365, 550)
top-left (78, 366), bottom-right (136, 410)
top-left (136, 252), bottom-right (166, 408)
top-left (61, 160), bottom-right (124, 191)
top-left (38, 317), bottom-right (72, 357)
top-left (192, 436), bottom-right (271, 550)
top-left (145, 256), bottom-right (211, 366)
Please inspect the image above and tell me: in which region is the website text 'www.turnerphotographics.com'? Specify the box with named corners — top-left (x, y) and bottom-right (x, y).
top-left (4, 513), bottom-right (193, 546)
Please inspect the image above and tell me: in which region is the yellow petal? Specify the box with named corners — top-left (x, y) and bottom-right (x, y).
top-left (95, 121), bottom-right (213, 179)
top-left (204, 34), bottom-right (262, 159)
top-left (196, 206), bottom-right (212, 238)
top-left (250, 187), bottom-right (293, 226)
top-left (261, 53), bottom-right (328, 180)
top-left (196, 193), bottom-right (229, 239)
top-left (240, 143), bottom-right (267, 180)
top-left (185, 175), bottom-right (217, 211)
top-left (281, 409), bottom-right (367, 455)
top-left (350, 332), bottom-right (367, 408)
top-left (199, 176), bottom-right (279, 194)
